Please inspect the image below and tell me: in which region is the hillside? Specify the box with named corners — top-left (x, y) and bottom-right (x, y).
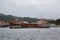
top-left (0, 13), bottom-right (38, 22)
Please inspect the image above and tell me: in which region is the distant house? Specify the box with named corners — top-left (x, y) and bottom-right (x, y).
top-left (0, 21), bottom-right (4, 25)
top-left (0, 21), bottom-right (10, 26)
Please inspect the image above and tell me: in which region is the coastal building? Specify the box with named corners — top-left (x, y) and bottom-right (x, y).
top-left (36, 18), bottom-right (47, 25)
top-left (0, 21), bottom-right (10, 27)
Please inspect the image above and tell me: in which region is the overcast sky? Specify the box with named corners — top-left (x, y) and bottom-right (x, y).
top-left (0, 0), bottom-right (60, 19)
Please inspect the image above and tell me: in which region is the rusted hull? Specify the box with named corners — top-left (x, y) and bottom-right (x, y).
top-left (9, 24), bottom-right (50, 28)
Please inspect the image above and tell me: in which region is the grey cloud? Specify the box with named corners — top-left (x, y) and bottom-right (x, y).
top-left (0, 0), bottom-right (60, 19)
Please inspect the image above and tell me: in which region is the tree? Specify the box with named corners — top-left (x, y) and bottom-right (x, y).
top-left (55, 19), bottom-right (60, 25)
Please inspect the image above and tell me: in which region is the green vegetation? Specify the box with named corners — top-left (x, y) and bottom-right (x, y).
top-left (0, 13), bottom-right (38, 22)
top-left (55, 19), bottom-right (60, 25)
top-left (0, 13), bottom-right (60, 25)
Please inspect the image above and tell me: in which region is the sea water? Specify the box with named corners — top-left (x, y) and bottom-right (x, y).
top-left (0, 27), bottom-right (60, 40)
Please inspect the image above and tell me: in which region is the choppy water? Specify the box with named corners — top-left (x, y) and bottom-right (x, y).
top-left (0, 27), bottom-right (60, 40)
